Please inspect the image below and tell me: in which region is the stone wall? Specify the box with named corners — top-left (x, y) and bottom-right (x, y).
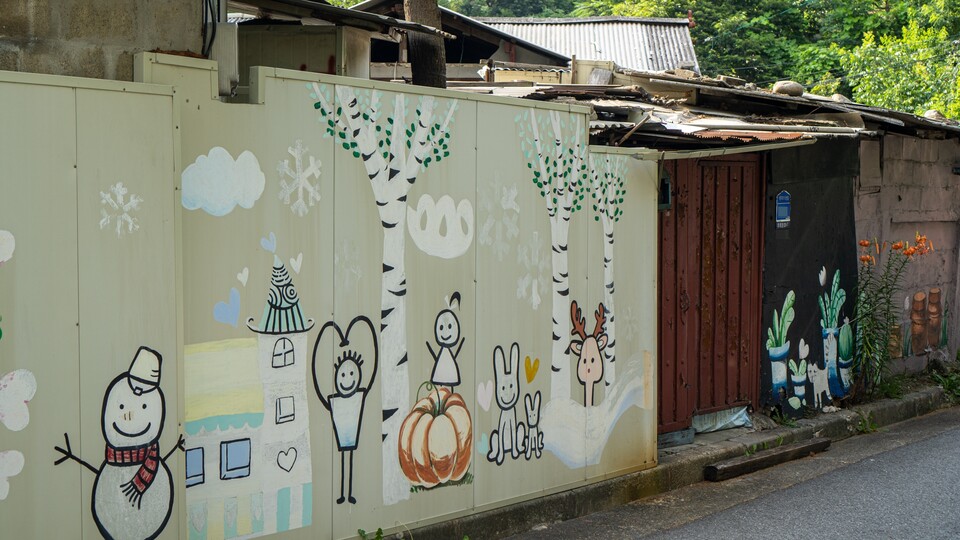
top-left (0, 0), bottom-right (201, 81)
top-left (856, 134), bottom-right (960, 362)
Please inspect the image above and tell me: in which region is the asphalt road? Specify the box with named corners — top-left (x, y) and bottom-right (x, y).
top-left (510, 407), bottom-right (960, 540)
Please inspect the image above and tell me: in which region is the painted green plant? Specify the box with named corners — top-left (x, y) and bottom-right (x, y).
top-left (819, 269), bottom-right (846, 329)
top-left (838, 320), bottom-right (854, 361)
top-left (788, 358), bottom-right (808, 378)
top-left (766, 290), bottom-right (795, 350)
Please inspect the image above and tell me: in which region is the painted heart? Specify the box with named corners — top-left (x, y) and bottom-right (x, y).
top-left (213, 287), bottom-right (241, 327)
top-left (313, 316), bottom-right (378, 405)
top-left (524, 356), bottom-right (540, 384)
top-left (260, 232), bottom-right (277, 253)
top-left (0, 370), bottom-right (37, 431)
top-left (477, 380), bottom-right (493, 412)
top-left (277, 447), bottom-right (297, 472)
top-left (290, 252), bottom-right (303, 274)
top-left (477, 433), bottom-right (489, 457)
top-left (236, 267), bottom-right (249, 287)
top-left (188, 504), bottom-right (207, 533)
top-left (0, 450), bottom-right (25, 501)
top-left (0, 230), bottom-right (14, 265)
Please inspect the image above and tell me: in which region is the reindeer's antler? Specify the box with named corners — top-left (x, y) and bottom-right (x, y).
top-left (593, 303), bottom-right (607, 338)
top-left (570, 301), bottom-right (587, 339)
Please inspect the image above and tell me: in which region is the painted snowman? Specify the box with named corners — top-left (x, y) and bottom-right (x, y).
top-left (55, 346), bottom-right (182, 540)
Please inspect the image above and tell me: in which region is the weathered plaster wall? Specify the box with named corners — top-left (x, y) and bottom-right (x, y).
top-left (0, 0), bottom-right (201, 80)
top-left (856, 134), bottom-right (960, 360)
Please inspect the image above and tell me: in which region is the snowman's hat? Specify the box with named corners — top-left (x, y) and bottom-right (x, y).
top-left (127, 346), bottom-right (162, 395)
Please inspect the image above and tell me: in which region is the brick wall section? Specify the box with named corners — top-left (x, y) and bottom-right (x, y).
top-left (0, 0), bottom-right (201, 81)
top-left (856, 134), bottom-right (960, 357)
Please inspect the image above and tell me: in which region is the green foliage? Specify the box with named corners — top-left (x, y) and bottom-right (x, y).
top-left (771, 408), bottom-right (798, 427)
top-left (766, 290), bottom-right (796, 350)
top-left (854, 410), bottom-right (879, 433)
top-left (840, 20), bottom-right (960, 117)
top-left (933, 371), bottom-right (960, 402)
top-left (441, 0), bottom-right (576, 17)
top-left (789, 358), bottom-right (808, 377)
top-left (876, 375), bottom-right (905, 399)
top-left (358, 528), bottom-right (384, 540)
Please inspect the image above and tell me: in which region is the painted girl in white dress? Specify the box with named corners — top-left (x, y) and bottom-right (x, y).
top-left (427, 292), bottom-right (465, 388)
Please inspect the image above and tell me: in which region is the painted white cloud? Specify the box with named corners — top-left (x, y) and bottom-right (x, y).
top-left (407, 194), bottom-right (474, 259)
top-left (182, 147), bottom-right (265, 216)
top-left (0, 450), bottom-right (24, 500)
top-left (0, 369), bottom-right (37, 432)
top-left (0, 230), bottom-right (14, 265)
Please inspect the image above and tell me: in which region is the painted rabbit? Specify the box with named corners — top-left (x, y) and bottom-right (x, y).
top-left (487, 343), bottom-right (526, 465)
top-left (524, 391), bottom-right (543, 460)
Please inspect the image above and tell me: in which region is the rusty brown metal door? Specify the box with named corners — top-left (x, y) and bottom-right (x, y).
top-left (657, 155), bottom-right (765, 433)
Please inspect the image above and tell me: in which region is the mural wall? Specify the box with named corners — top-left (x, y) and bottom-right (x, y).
top-left (143, 55), bottom-right (658, 539)
top-left (0, 72), bottom-right (180, 538)
top-left (762, 142), bottom-right (859, 415)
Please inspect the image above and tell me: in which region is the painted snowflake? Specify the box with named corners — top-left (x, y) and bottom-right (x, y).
top-left (478, 176), bottom-right (520, 261)
top-left (335, 239), bottom-right (362, 290)
top-left (516, 231), bottom-right (550, 310)
top-left (99, 182), bottom-right (142, 238)
top-left (278, 140), bottom-right (322, 217)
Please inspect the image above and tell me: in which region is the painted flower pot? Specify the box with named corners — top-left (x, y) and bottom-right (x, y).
top-left (838, 357), bottom-right (853, 391)
top-left (791, 373), bottom-right (807, 404)
top-left (823, 328), bottom-right (845, 397)
top-left (768, 341), bottom-right (790, 401)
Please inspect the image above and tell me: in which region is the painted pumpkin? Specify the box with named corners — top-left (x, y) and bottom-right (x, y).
top-left (398, 387), bottom-right (473, 488)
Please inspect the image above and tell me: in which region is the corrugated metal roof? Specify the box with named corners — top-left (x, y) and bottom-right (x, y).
top-left (476, 17), bottom-right (699, 74)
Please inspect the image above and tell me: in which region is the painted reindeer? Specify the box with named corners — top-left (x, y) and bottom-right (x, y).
top-left (570, 301), bottom-right (609, 407)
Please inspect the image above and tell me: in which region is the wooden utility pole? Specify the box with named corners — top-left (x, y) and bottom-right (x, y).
top-left (403, 0), bottom-right (446, 88)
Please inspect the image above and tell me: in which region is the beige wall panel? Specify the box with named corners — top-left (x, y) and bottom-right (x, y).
top-left (75, 88), bottom-right (180, 539)
top-left (473, 101), bottom-right (589, 511)
top-left (583, 151), bottom-right (658, 481)
top-left (0, 82), bottom-right (81, 538)
top-left (177, 73), bottom-right (337, 540)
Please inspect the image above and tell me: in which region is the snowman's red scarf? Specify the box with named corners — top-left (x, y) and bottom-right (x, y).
top-left (105, 442), bottom-right (160, 494)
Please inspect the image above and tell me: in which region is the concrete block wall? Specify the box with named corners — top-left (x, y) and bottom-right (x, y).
top-left (0, 0), bottom-right (201, 80)
top-left (855, 134), bottom-right (960, 358)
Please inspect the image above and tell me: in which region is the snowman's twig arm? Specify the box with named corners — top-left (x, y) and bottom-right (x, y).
top-left (454, 338), bottom-right (465, 359)
top-left (426, 341), bottom-right (437, 361)
top-left (163, 434), bottom-right (186, 461)
top-left (53, 433), bottom-right (99, 474)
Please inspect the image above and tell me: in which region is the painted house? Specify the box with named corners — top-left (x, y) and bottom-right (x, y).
top-left (183, 257), bottom-right (315, 538)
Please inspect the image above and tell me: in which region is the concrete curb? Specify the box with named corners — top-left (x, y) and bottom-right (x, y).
top-left (408, 387), bottom-right (949, 540)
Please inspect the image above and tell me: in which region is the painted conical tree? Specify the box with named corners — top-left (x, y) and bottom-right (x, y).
top-left (311, 83), bottom-right (457, 505)
top-left (589, 154), bottom-right (627, 387)
top-left (516, 109), bottom-right (588, 402)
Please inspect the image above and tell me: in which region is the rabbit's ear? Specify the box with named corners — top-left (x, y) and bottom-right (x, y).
top-left (525, 393), bottom-right (533, 411)
top-left (533, 390), bottom-right (541, 409)
top-left (510, 342), bottom-right (520, 374)
top-left (493, 345), bottom-right (505, 376)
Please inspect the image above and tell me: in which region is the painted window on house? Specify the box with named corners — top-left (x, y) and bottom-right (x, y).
top-left (220, 438), bottom-right (251, 480)
top-left (272, 337), bottom-right (295, 368)
top-left (185, 447), bottom-right (204, 487)
top-left (276, 396), bottom-right (295, 424)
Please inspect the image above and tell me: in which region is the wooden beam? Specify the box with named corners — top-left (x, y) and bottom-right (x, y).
top-left (704, 438), bottom-right (831, 482)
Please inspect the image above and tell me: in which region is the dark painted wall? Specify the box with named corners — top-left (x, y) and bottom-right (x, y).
top-left (761, 141), bottom-right (859, 415)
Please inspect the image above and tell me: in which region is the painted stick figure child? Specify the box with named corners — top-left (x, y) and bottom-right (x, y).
top-left (426, 292), bottom-right (465, 389)
top-left (311, 316), bottom-right (378, 505)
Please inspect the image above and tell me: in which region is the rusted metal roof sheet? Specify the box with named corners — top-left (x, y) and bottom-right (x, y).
top-left (476, 17), bottom-right (700, 74)
top-left (692, 130), bottom-right (807, 142)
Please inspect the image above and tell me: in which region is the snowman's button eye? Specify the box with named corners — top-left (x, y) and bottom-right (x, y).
top-left (142, 403), bottom-right (147, 409)
top-left (119, 404), bottom-right (125, 410)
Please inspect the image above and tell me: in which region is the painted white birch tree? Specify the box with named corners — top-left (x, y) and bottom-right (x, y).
top-left (310, 83), bottom-right (457, 505)
top-left (589, 154), bottom-right (627, 386)
top-left (516, 109), bottom-right (588, 402)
